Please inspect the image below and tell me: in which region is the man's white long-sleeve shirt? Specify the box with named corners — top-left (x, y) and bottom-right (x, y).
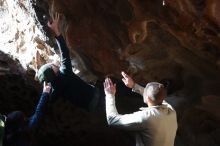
top-left (105, 83), bottom-right (177, 146)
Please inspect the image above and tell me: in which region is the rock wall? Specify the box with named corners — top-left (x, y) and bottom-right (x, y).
top-left (0, 0), bottom-right (58, 73)
top-left (0, 50), bottom-right (40, 118)
top-left (34, 0), bottom-right (220, 97)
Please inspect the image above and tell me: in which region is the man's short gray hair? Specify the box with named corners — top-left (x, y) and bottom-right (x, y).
top-left (143, 82), bottom-right (165, 101)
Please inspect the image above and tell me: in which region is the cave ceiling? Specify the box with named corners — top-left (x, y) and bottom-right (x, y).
top-left (33, 0), bottom-right (220, 97)
top-left (1, 0), bottom-right (220, 97)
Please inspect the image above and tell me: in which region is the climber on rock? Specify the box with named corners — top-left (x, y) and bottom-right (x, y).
top-left (37, 13), bottom-right (103, 111)
top-left (1, 81), bottom-right (51, 146)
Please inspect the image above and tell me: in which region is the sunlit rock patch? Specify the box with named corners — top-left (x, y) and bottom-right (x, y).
top-left (0, 0), bottom-right (56, 73)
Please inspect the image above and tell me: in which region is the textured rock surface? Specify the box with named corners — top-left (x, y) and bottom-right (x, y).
top-left (34, 0), bottom-right (220, 97)
top-left (0, 0), bottom-right (220, 146)
top-left (0, 0), bottom-right (59, 73)
top-left (0, 51), bottom-right (40, 114)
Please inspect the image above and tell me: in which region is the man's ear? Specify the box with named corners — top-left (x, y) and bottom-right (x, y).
top-left (146, 96), bottom-right (154, 104)
top-left (143, 96), bottom-right (148, 104)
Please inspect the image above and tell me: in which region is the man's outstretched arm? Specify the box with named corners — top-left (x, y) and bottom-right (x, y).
top-left (55, 35), bottom-right (72, 74)
top-left (48, 13), bottom-right (72, 74)
top-left (104, 78), bottom-right (145, 131)
top-left (28, 82), bottom-right (51, 130)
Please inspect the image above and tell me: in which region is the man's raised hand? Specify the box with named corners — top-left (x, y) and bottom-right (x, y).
top-left (47, 12), bottom-right (61, 36)
top-left (104, 78), bottom-right (116, 96)
top-left (121, 71), bottom-right (135, 88)
top-left (43, 81), bottom-right (52, 94)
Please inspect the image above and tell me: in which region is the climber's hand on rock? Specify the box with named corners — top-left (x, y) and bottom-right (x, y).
top-left (43, 81), bottom-right (52, 94)
top-left (48, 12), bottom-right (61, 36)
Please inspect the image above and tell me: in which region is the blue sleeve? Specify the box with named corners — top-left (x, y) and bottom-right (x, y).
top-left (55, 35), bottom-right (73, 75)
top-left (28, 92), bottom-right (49, 130)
